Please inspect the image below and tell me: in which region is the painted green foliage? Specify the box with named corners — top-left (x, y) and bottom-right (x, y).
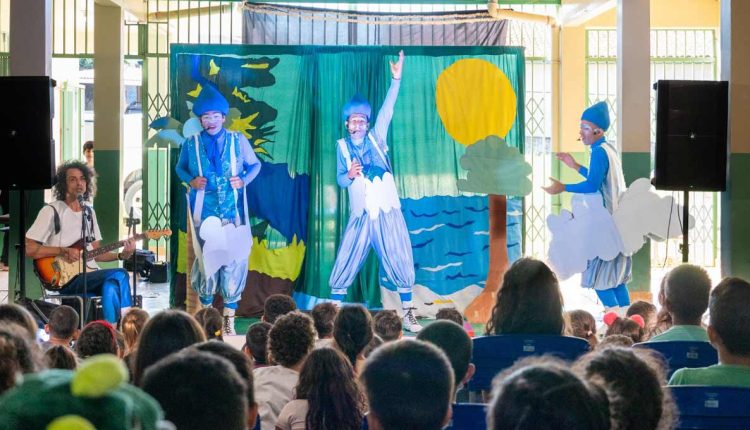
top-left (457, 135), bottom-right (532, 196)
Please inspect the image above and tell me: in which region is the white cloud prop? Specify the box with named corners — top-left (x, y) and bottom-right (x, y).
top-left (614, 178), bottom-right (694, 255)
top-left (199, 216), bottom-right (253, 279)
top-left (547, 194), bottom-right (624, 280)
top-left (547, 178), bottom-right (694, 280)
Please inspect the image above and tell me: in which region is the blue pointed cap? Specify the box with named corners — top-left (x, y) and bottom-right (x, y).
top-left (190, 55), bottom-right (229, 117)
top-left (342, 94), bottom-right (371, 121)
top-left (581, 101), bottom-right (610, 131)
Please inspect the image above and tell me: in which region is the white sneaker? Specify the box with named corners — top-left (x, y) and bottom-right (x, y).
top-left (402, 307), bottom-right (423, 333)
top-left (223, 308), bottom-right (236, 336)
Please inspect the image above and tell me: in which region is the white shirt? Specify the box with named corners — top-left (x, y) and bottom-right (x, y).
top-left (276, 399), bottom-right (309, 430)
top-left (253, 365), bottom-right (299, 430)
top-left (26, 200), bottom-right (102, 269)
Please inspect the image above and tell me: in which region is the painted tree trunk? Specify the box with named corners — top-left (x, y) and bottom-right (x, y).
top-left (464, 194), bottom-right (509, 324)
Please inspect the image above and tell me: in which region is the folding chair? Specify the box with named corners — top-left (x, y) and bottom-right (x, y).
top-left (634, 341), bottom-right (718, 378)
top-left (671, 385), bottom-right (750, 429)
top-left (467, 335), bottom-right (590, 394)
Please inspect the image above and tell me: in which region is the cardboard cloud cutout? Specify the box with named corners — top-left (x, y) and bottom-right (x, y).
top-left (198, 216), bottom-right (253, 279)
top-left (457, 135), bottom-right (532, 196)
top-left (547, 178), bottom-right (694, 280)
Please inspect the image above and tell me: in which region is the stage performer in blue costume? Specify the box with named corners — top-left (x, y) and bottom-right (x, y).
top-left (543, 101), bottom-right (632, 312)
top-left (176, 65), bottom-right (261, 335)
top-left (329, 50), bottom-right (422, 333)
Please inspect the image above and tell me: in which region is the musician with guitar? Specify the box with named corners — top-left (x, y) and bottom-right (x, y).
top-left (25, 160), bottom-right (136, 323)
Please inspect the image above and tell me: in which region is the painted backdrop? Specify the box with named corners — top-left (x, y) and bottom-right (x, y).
top-left (164, 45), bottom-right (526, 317)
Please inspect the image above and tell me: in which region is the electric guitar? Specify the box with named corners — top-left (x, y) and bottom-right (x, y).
top-left (33, 229), bottom-right (172, 290)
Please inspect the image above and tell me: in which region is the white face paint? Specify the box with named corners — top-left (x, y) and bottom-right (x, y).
top-left (346, 113), bottom-right (369, 140)
top-left (200, 111), bottom-right (226, 136)
top-left (579, 120), bottom-right (602, 146)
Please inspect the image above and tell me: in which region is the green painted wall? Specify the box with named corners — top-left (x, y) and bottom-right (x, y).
top-left (622, 152), bottom-right (652, 293)
top-left (722, 153), bottom-right (750, 281)
top-left (92, 149), bottom-right (120, 269)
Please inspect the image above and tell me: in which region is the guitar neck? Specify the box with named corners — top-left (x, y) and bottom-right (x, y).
top-left (85, 233), bottom-right (145, 261)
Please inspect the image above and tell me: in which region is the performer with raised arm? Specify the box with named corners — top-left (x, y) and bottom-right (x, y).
top-left (543, 101), bottom-right (632, 312)
top-left (25, 160), bottom-right (135, 323)
top-left (329, 50), bottom-right (422, 333)
top-left (176, 67), bottom-right (261, 335)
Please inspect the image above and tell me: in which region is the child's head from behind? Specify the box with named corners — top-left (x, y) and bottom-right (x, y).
top-left (268, 311), bottom-right (315, 368)
top-left (567, 310), bottom-right (598, 347)
top-left (664, 264), bottom-right (711, 324)
top-left (708, 277), bottom-right (750, 357)
top-left (194, 307), bottom-right (224, 341)
top-left (142, 349), bottom-right (249, 430)
top-left (263, 294), bottom-right (297, 324)
top-left (296, 347), bottom-right (364, 429)
top-left (626, 301), bottom-right (657, 331)
top-left (120, 308), bottom-right (149, 354)
top-left (334, 304), bottom-right (374, 368)
top-left (575, 346), bottom-right (675, 430)
top-left (361, 340), bottom-right (454, 430)
top-left (46, 305), bottom-right (79, 341)
top-left (373, 310), bottom-right (402, 342)
top-left (603, 313), bottom-right (644, 344)
top-left (416, 320), bottom-right (474, 392)
top-left (486, 258), bottom-right (564, 335)
top-left (311, 302), bottom-right (338, 339)
top-left (488, 356), bottom-right (610, 430)
top-left (75, 320), bottom-right (118, 359)
top-left (244, 321), bottom-right (272, 365)
top-left (435, 308), bottom-right (464, 326)
top-left (44, 345), bottom-right (78, 370)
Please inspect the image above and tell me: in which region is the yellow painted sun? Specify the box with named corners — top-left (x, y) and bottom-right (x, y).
top-left (435, 58), bottom-right (517, 145)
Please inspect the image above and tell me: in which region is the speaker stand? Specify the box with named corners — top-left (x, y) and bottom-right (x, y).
top-left (680, 190), bottom-right (689, 263)
top-left (17, 189), bottom-right (27, 300)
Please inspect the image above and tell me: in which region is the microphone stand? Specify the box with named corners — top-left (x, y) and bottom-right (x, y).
top-left (125, 206), bottom-right (140, 307)
top-left (79, 196), bottom-right (92, 321)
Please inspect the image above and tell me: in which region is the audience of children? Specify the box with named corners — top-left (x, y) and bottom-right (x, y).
top-left (5, 258), bottom-right (750, 430)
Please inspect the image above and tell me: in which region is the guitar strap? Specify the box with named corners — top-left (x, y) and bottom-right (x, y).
top-left (46, 204), bottom-right (61, 235)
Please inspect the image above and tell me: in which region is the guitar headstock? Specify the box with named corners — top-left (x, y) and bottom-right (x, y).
top-left (144, 229), bottom-right (173, 240)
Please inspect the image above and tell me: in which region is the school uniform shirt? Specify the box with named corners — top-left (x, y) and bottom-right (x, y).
top-left (669, 364), bottom-right (750, 387)
top-left (647, 325), bottom-right (709, 342)
top-left (253, 365), bottom-right (299, 430)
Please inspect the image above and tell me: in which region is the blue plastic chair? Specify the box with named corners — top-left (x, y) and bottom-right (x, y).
top-left (671, 386), bottom-right (750, 429)
top-left (634, 341), bottom-right (718, 378)
top-left (446, 403), bottom-right (487, 430)
top-left (467, 335), bottom-right (590, 392)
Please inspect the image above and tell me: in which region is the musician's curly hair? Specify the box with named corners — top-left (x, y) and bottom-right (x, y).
top-left (53, 160), bottom-right (92, 201)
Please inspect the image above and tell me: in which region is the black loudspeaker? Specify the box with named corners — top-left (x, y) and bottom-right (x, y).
top-left (653, 80), bottom-right (728, 192)
top-left (0, 76), bottom-right (56, 190)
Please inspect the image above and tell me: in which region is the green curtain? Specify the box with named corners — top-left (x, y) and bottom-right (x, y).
top-left (170, 45), bottom-right (525, 309)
